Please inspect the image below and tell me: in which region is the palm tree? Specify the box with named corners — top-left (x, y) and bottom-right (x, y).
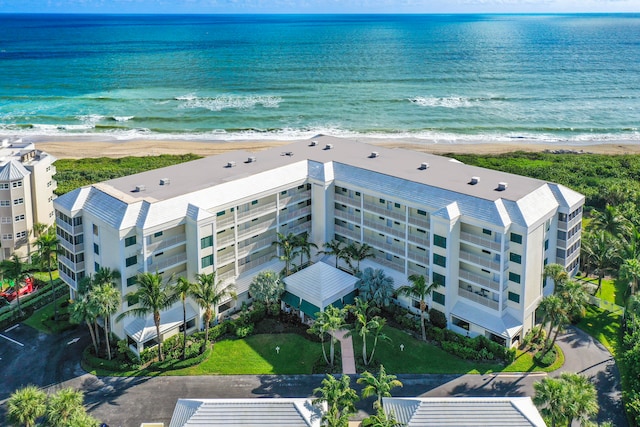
top-left (35, 228), bottom-right (60, 321)
top-left (533, 373), bottom-right (598, 427)
top-left (46, 387), bottom-right (84, 427)
top-left (538, 294), bottom-right (569, 357)
top-left (116, 272), bottom-right (178, 362)
top-left (308, 305), bottom-right (347, 366)
top-left (1, 254), bottom-right (28, 314)
top-left (397, 274), bottom-right (440, 341)
top-left (94, 266), bottom-right (121, 289)
top-left (627, 294), bottom-right (640, 332)
top-left (313, 374), bottom-right (359, 427)
top-left (581, 230), bottom-right (617, 294)
top-left (176, 276), bottom-right (196, 360)
top-left (345, 242), bottom-right (375, 274)
top-left (357, 267), bottom-right (395, 309)
top-left (357, 364), bottom-right (403, 410)
top-left (271, 231), bottom-right (299, 276)
top-left (590, 204), bottom-right (630, 237)
top-left (556, 280), bottom-right (589, 323)
top-left (618, 225), bottom-right (640, 262)
top-left (363, 407), bottom-right (403, 427)
top-left (92, 282), bottom-right (121, 360)
top-left (620, 258), bottom-right (640, 299)
top-left (191, 272), bottom-right (236, 350)
top-left (294, 231), bottom-right (318, 269)
top-left (320, 239), bottom-right (347, 269)
top-left (543, 263), bottom-right (568, 291)
top-left (7, 385), bottom-right (47, 427)
top-left (69, 295), bottom-right (100, 354)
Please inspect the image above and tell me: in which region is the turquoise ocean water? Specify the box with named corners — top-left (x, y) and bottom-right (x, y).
top-left (1, 13), bottom-right (639, 144)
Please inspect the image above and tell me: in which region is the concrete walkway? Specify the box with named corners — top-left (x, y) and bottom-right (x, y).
top-left (334, 329), bottom-right (357, 374)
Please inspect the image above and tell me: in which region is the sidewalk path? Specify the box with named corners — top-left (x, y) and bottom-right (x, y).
top-left (334, 329), bottom-right (356, 374)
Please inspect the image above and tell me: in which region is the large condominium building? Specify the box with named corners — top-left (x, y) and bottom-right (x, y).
top-left (54, 136), bottom-right (583, 354)
top-left (0, 139), bottom-right (57, 261)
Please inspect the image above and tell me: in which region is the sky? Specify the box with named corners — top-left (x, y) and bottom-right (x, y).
top-left (0, 0), bottom-right (638, 14)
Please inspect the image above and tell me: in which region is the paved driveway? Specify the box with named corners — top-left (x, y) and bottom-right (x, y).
top-left (0, 325), bottom-right (626, 427)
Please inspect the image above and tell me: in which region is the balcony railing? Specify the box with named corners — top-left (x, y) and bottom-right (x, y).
top-left (280, 191), bottom-right (310, 206)
top-left (58, 238), bottom-right (84, 253)
top-left (407, 233), bottom-right (429, 247)
top-left (56, 220), bottom-right (83, 235)
top-left (459, 250), bottom-right (502, 272)
top-left (216, 233), bottom-right (236, 248)
top-left (362, 201), bottom-right (406, 221)
top-left (216, 214), bottom-right (236, 229)
top-left (363, 235), bottom-right (405, 256)
top-left (236, 201), bottom-right (278, 223)
top-left (280, 205), bottom-right (311, 223)
top-left (408, 264), bottom-right (429, 277)
top-left (406, 250), bottom-right (429, 266)
top-left (237, 219), bottom-right (277, 240)
top-left (59, 269), bottom-right (78, 290)
top-left (459, 231), bottom-right (502, 251)
top-left (374, 256), bottom-right (405, 273)
top-left (408, 215), bottom-right (430, 229)
top-left (237, 235), bottom-right (277, 258)
top-left (287, 223), bottom-right (312, 236)
top-left (334, 209), bottom-right (362, 224)
top-left (458, 286), bottom-right (499, 310)
top-left (334, 193), bottom-right (361, 207)
top-left (362, 218), bottom-right (405, 239)
top-left (142, 252), bottom-right (187, 273)
top-left (146, 234), bottom-right (186, 254)
top-left (217, 269), bottom-right (236, 282)
top-left (335, 224), bottom-right (361, 240)
top-left (238, 254), bottom-right (273, 274)
top-left (459, 269), bottom-right (503, 292)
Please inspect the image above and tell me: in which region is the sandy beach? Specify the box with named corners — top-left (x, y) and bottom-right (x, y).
top-left (31, 136), bottom-right (640, 159)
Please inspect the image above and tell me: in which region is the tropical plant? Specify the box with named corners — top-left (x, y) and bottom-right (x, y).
top-left (191, 272), bottom-right (236, 349)
top-left (308, 305), bottom-right (347, 366)
top-left (69, 295), bottom-right (100, 354)
top-left (363, 407), bottom-right (404, 427)
top-left (320, 239), bottom-right (348, 269)
top-left (397, 274), bottom-right (440, 341)
top-left (294, 232), bottom-right (318, 269)
top-left (272, 231), bottom-right (300, 276)
top-left (249, 270), bottom-right (284, 312)
top-left (313, 374), bottom-right (359, 427)
top-left (6, 385), bottom-right (47, 427)
top-left (357, 364), bottom-right (403, 410)
top-left (175, 276), bottom-right (196, 360)
top-left (581, 230), bottom-right (617, 294)
top-left (46, 387), bottom-right (85, 427)
top-left (35, 227), bottom-right (60, 321)
top-left (533, 373), bottom-right (598, 427)
top-left (357, 267), bottom-right (395, 309)
top-left (1, 254), bottom-right (28, 314)
top-left (543, 263), bottom-right (568, 290)
top-left (538, 294), bottom-right (569, 357)
top-left (345, 242), bottom-right (375, 274)
top-left (347, 298), bottom-right (387, 366)
top-left (620, 258), bottom-right (640, 299)
top-left (92, 267), bottom-right (122, 360)
top-left (116, 272), bottom-right (179, 362)
top-left (590, 204), bottom-right (630, 237)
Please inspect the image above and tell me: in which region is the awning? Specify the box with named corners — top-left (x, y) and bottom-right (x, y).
top-left (281, 291), bottom-right (301, 309)
top-left (329, 298), bottom-right (344, 309)
top-left (124, 303), bottom-right (197, 344)
top-left (300, 299), bottom-right (321, 319)
top-left (342, 290), bottom-right (357, 306)
top-left (450, 301), bottom-right (522, 339)
top-left (283, 262), bottom-right (358, 311)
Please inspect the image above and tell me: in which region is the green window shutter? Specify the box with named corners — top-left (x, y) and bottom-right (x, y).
top-left (508, 292), bottom-right (520, 304)
top-left (434, 234), bottom-right (447, 248)
top-left (432, 291), bottom-right (445, 305)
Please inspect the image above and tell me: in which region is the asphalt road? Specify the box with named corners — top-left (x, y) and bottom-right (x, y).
top-left (0, 324), bottom-right (626, 427)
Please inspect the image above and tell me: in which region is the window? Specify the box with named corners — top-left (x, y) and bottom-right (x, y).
top-left (433, 253), bottom-right (446, 268)
top-left (94, 262), bottom-right (100, 272)
top-left (14, 214), bottom-right (24, 222)
top-left (433, 234), bottom-right (447, 248)
top-left (417, 209), bottom-right (427, 216)
top-left (2, 234), bottom-right (12, 240)
top-left (0, 183), bottom-right (7, 189)
top-left (251, 200), bottom-right (258, 205)
top-left (216, 210), bottom-right (226, 217)
top-left (154, 231), bottom-right (163, 238)
top-left (510, 232), bottom-right (522, 244)
top-left (508, 292), bottom-right (520, 304)
top-left (201, 235), bottom-right (213, 249)
top-left (125, 235), bottom-right (137, 247)
top-left (432, 291), bottom-right (445, 305)
top-left (379, 198), bottom-right (385, 204)
top-left (558, 212), bottom-right (567, 222)
top-left (509, 272), bottom-right (521, 284)
top-left (452, 316), bottom-right (469, 331)
top-left (0, 200), bottom-right (9, 206)
top-left (544, 239), bottom-right (549, 250)
top-left (93, 224), bottom-right (99, 236)
top-left (509, 253), bottom-right (522, 264)
top-left (126, 255), bottom-right (137, 267)
top-left (1, 217), bottom-right (10, 223)
top-left (394, 202), bottom-right (401, 209)
top-left (93, 243), bottom-right (100, 255)
top-left (13, 198), bottom-right (23, 205)
top-left (482, 228), bottom-right (492, 235)
top-left (16, 231), bottom-right (26, 238)
top-left (126, 276), bottom-right (137, 287)
top-left (201, 254), bottom-right (213, 269)
top-left (12, 181), bottom-right (22, 188)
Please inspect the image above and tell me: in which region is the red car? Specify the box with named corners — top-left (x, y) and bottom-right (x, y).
top-left (0, 278), bottom-right (34, 302)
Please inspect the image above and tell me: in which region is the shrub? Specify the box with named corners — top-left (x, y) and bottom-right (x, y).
top-left (429, 308), bottom-right (447, 329)
top-left (235, 324), bottom-right (254, 338)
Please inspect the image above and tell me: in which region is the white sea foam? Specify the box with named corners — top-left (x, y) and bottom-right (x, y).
top-left (112, 116), bottom-right (135, 122)
top-left (409, 96), bottom-right (473, 108)
top-left (177, 95), bottom-right (282, 111)
top-left (76, 114), bottom-right (104, 125)
top-left (175, 93), bottom-right (197, 101)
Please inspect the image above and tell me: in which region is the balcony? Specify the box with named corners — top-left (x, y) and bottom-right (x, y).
top-left (216, 214), bottom-right (236, 229)
top-left (362, 200), bottom-right (406, 222)
top-left (287, 222), bottom-right (311, 236)
top-left (238, 254), bottom-right (273, 274)
top-left (334, 193), bottom-right (361, 207)
top-left (216, 233), bottom-right (236, 249)
top-left (142, 252), bottom-right (187, 273)
top-left (408, 264), bottom-right (429, 277)
top-left (362, 218), bottom-right (405, 239)
top-left (406, 250), bottom-right (429, 266)
top-left (335, 224), bottom-right (361, 240)
top-left (58, 255), bottom-right (85, 273)
top-left (146, 233), bottom-right (186, 254)
top-left (280, 205), bottom-right (311, 223)
top-left (237, 235), bottom-right (277, 258)
top-left (217, 269), bottom-right (236, 282)
top-left (237, 218), bottom-right (277, 240)
top-left (459, 249), bottom-right (502, 272)
top-left (408, 215), bottom-right (430, 229)
top-left (280, 191), bottom-right (310, 206)
top-left (459, 231), bottom-right (502, 251)
top-left (375, 256), bottom-right (405, 273)
top-left (236, 201), bottom-right (278, 223)
top-left (558, 214), bottom-right (581, 231)
top-left (363, 235), bottom-right (405, 257)
top-left (59, 269), bottom-right (78, 290)
top-left (459, 269), bottom-right (503, 292)
top-left (557, 230), bottom-right (581, 249)
top-left (56, 220), bottom-right (83, 235)
top-left (407, 233), bottom-right (429, 247)
top-left (217, 251), bottom-right (236, 267)
top-left (58, 237), bottom-right (84, 253)
top-left (334, 209), bottom-right (361, 224)
top-left (458, 286), bottom-right (499, 310)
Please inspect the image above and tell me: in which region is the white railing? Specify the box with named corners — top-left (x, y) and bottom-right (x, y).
top-left (374, 256), bottom-right (405, 273)
top-left (334, 209), bottom-right (361, 224)
top-left (56, 220), bottom-right (83, 235)
top-left (146, 234), bottom-right (186, 254)
top-left (280, 206), bottom-right (311, 223)
top-left (238, 254), bottom-right (274, 274)
top-left (334, 193), bottom-right (361, 206)
top-left (406, 250), bottom-right (429, 266)
top-left (216, 214), bottom-right (236, 229)
top-left (363, 235), bottom-right (405, 256)
top-left (216, 233), bottom-right (236, 248)
top-left (408, 265), bottom-right (429, 277)
top-left (237, 219), bottom-right (277, 240)
top-left (59, 269), bottom-right (78, 290)
top-left (459, 250), bottom-right (501, 272)
top-left (236, 201), bottom-right (278, 223)
top-left (408, 216), bottom-right (430, 229)
top-left (217, 251), bottom-right (236, 266)
top-left (458, 287), bottom-right (499, 310)
top-left (237, 236), bottom-right (276, 258)
top-left (407, 233), bottom-right (429, 247)
top-left (335, 224), bottom-right (361, 240)
top-left (287, 223), bottom-right (311, 236)
top-left (362, 218), bottom-right (405, 239)
top-left (58, 237), bottom-right (84, 253)
top-left (142, 252), bottom-right (187, 273)
top-left (459, 269), bottom-right (502, 292)
top-left (362, 201), bottom-right (406, 221)
top-left (459, 231), bottom-right (502, 251)
top-left (280, 191), bottom-right (310, 206)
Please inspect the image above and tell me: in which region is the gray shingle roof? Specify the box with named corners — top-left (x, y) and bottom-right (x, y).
top-left (0, 160), bottom-right (30, 181)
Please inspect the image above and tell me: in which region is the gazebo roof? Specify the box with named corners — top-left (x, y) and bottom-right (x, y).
top-left (283, 262), bottom-right (358, 311)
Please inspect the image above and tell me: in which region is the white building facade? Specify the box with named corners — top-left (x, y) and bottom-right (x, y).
top-left (54, 136), bottom-right (583, 353)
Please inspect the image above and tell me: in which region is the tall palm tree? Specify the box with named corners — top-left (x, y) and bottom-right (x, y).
top-left (271, 231), bottom-right (299, 276)
top-left (46, 387), bottom-right (84, 427)
top-left (347, 298), bottom-right (376, 366)
top-left (117, 272), bottom-right (178, 362)
top-left (1, 254), bottom-right (28, 314)
top-left (620, 258), bottom-right (640, 299)
top-left (35, 228), bottom-right (60, 321)
top-left (556, 280), bottom-right (589, 323)
top-left (357, 364), bottom-right (403, 410)
top-left (345, 242), bottom-right (375, 274)
top-left (581, 230), bottom-right (617, 294)
top-left (308, 305), bottom-right (347, 366)
top-left (69, 295), bottom-right (100, 354)
top-left (176, 276), bottom-right (196, 359)
top-left (543, 263), bottom-right (568, 291)
top-left (294, 231), bottom-right (318, 269)
top-left (590, 204), bottom-right (631, 237)
top-left (191, 272), bottom-right (236, 350)
top-left (313, 374), bottom-right (359, 427)
top-left (364, 407), bottom-right (403, 427)
top-left (618, 225), bottom-right (640, 262)
top-left (627, 294), bottom-right (640, 332)
top-left (320, 239), bottom-right (347, 269)
top-left (533, 373), bottom-right (598, 427)
top-left (94, 267), bottom-right (121, 289)
top-left (397, 274), bottom-right (440, 341)
top-left (92, 282), bottom-right (121, 360)
top-left (7, 385), bottom-right (47, 427)
top-left (538, 294), bottom-right (569, 357)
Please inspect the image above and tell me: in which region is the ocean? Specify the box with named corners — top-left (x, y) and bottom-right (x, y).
top-left (1, 13), bottom-right (639, 144)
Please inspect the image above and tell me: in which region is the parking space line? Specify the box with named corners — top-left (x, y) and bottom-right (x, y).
top-left (0, 333), bottom-right (24, 347)
top-left (5, 324), bottom-right (19, 333)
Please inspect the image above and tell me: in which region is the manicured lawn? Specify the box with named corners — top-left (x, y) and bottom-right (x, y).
top-left (577, 305), bottom-right (621, 356)
top-left (168, 333), bottom-right (324, 375)
top-left (576, 275), bottom-right (626, 307)
top-left (503, 345), bottom-right (564, 373)
top-left (22, 295), bottom-right (74, 334)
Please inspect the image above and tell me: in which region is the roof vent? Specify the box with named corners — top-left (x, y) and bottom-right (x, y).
top-left (246, 156), bottom-right (256, 163)
top-left (369, 151), bottom-right (379, 158)
top-left (469, 176), bottom-right (480, 185)
top-left (159, 178), bottom-right (170, 186)
top-left (497, 182), bottom-right (508, 191)
top-left (419, 162), bottom-right (429, 170)
top-left (310, 140), bottom-right (318, 146)
top-left (226, 161), bottom-right (236, 168)
top-left (324, 144), bottom-right (333, 150)
top-left (134, 184), bottom-right (146, 192)
top-left (284, 151), bottom-right (294, 157)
